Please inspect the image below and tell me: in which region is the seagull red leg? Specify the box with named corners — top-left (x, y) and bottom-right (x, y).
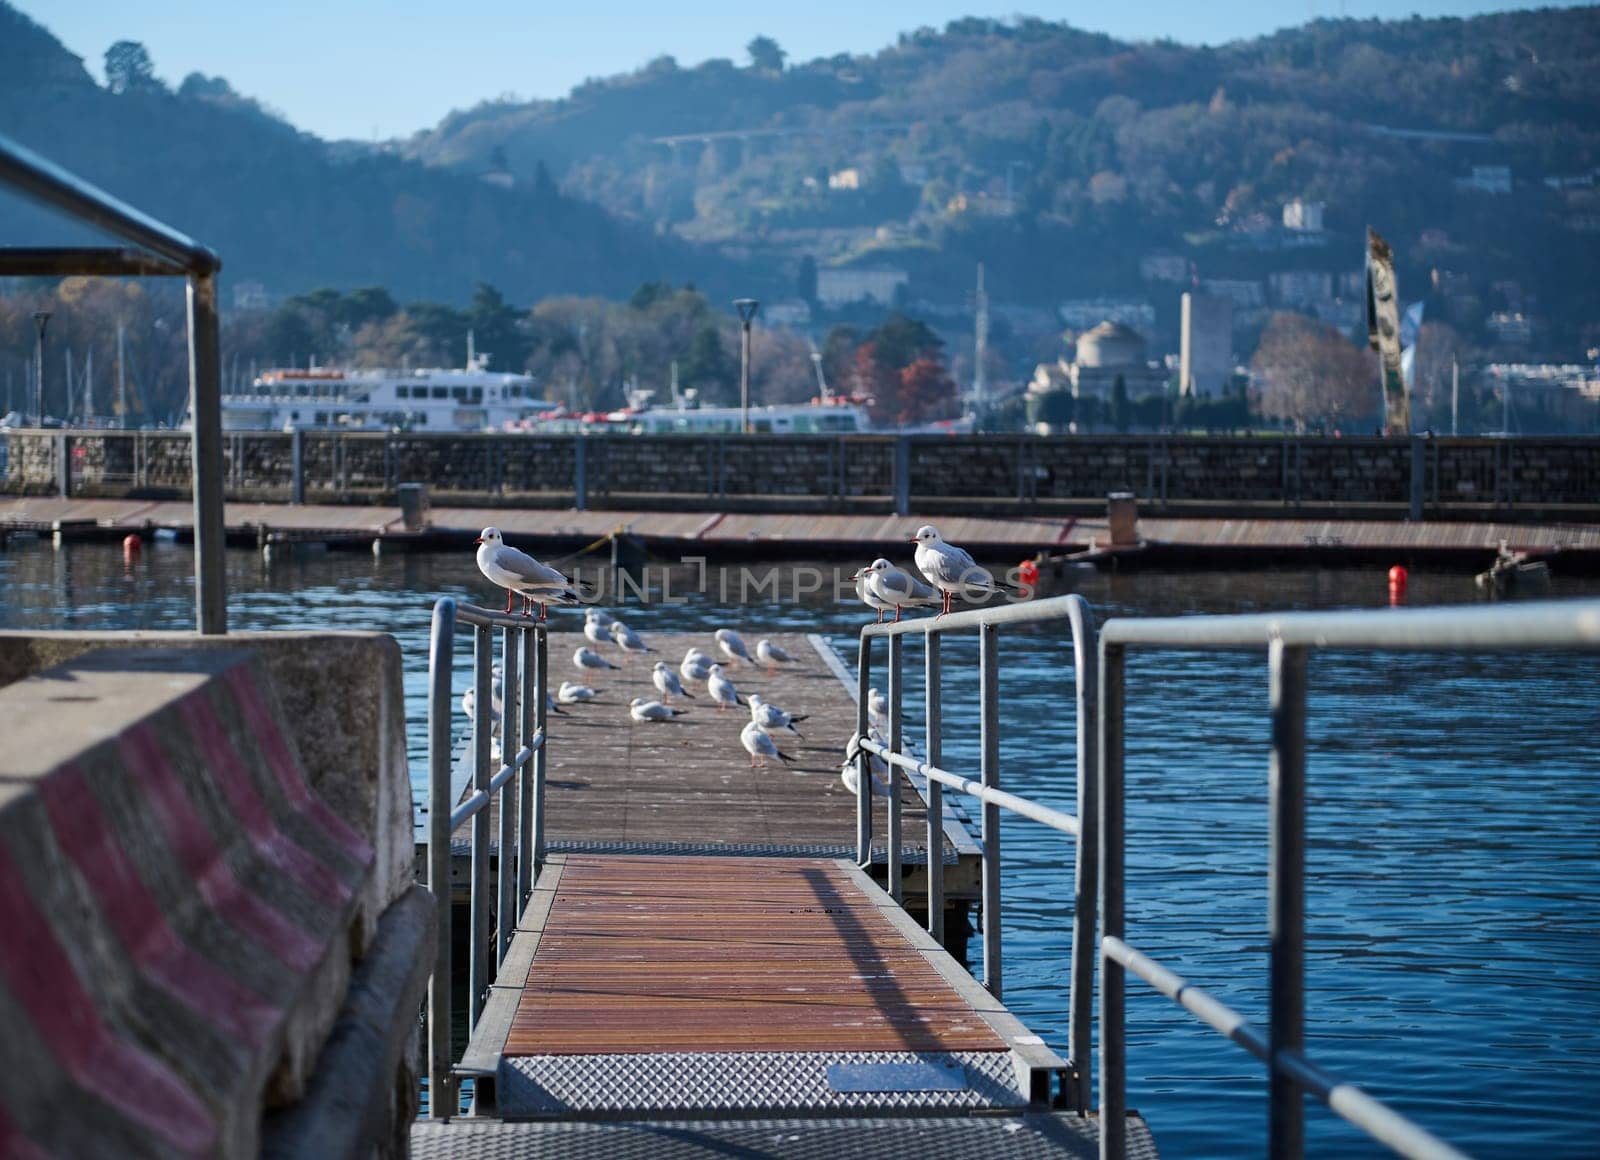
top-left (504, 589), bottom-right (515, 614)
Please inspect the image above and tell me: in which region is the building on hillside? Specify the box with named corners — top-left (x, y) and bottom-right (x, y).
top-left (1485, 364), bottom-right (1600, 431)
top-left (1180, 293), bottom-right (1233, 397)
top-left (1455, 165), bottom-right (1511, 194)
top-left (1269, 270), bottom-right (1335, 309)
top-left (231, 281), bottom-right (271, 312)
top-left (1282, 199), bottom-right (1325, 232)
top-left (1026, 319), bottom-right (1171, 432)
top-left (1199, 279), bottom-right (1265, 309)
top-left (815, 267), bottom-right (907, 308)
top-left (827, 168), bottom-right (862, 191)
top-left (762, 299), bottom-right (812, 328)
top-left (1486, 312), bottom-right (1533, 347)
top-left (1140, 253), bottom-right (1189, 283)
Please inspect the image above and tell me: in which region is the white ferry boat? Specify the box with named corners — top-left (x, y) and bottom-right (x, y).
top-left (216, 359), bottom-right (557, 432)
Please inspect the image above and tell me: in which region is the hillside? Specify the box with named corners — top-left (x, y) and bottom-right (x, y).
top-left (408, 10), bottom-right (1600, 357)
top-left (0, 2), bottom-right (707, 307)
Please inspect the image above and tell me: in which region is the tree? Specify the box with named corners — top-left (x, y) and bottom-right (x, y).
top-left (104, 41), bottom-right (161, 95)
top-left (746, 36), bottom-right (786, 73)
top-left (795, 256), bottom-right (818, 304)
top-left (1251, 312), bottom-right (1375, 433)
top-left (895, 358), bottom-right (959, 426)
top-left (681, 324), bottom-right (736, 404)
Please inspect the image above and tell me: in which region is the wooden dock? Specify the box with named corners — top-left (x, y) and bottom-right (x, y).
top-left (425, 631), bottom-right (981, 913)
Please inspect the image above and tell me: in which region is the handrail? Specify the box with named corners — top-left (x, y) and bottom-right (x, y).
top-left (425, 597), bottom-right (548, 1119)
top-left (855, 592), bottom-right (1098, 1114)
top-left (1096, 597), bottom-right (1600, 1160)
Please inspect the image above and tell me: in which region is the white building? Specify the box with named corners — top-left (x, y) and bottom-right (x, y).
top-left (815, 267), bottom-right (908, 308)
top-left (1269, 270), bottom-right (1335, 309)
top-left (1058, 298), bottom-right (1156, 333)
top-left (1199, 279), bottom-right (1265, 309)
top-left (1455, 165), bottom-right (1512, 194)
top-left (1139, 253), bottom-right (1190, 283)
top-left (1180, 293), bottom-right (1233, 397)
top-left (1282, 199), bottom-right (1325, 232)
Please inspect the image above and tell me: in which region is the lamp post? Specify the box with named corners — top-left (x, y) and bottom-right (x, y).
top-left (32, 311), bottom-right (50, 426)
top-left (734, 298), bottom-right (759, 434)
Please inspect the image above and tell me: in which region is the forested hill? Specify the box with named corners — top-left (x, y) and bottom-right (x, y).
top-left (0, 2), bottom-right (701, 305)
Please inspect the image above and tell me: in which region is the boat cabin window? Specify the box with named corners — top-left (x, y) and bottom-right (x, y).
top-left (469, 387), bottom-right (483, 403)
top-left (315, 412), bottom-right (329, 424)
top-left (753, 419), bottom-right (773, 433)
top-left (432, 387), bottom-right (448, 399)
top-left (396, 386), bottom-right (410, 399)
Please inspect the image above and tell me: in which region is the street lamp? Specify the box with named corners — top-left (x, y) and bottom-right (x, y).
top-left (734, 298), bottom-right (759, 434)
top-left (32, 311), bottom-right (50, 426)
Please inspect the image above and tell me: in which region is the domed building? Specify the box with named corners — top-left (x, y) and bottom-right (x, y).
top-left (1026, 320), bottom-right (1171, 432)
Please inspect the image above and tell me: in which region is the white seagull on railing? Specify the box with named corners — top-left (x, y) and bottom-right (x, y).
top-left (475, 526), bottom-right (582, 620)
top-left (629, 697), bottom-right (687, 723)
top-left (748, 693), bottom-right (807, 739)
top-left (714, 627), bottom-right (753, 666)
top-left (842, 730), bottom-right (892, 796)
top-left (910, 524), bottom-right (1019, 616)
top-left (755, 638), bottom-right (795, 674)
top-left (741, 720), bottom-right (795, 769)
top-left (652, 661), bottom-right (696, 701)
top-left (862, 557), bottom-right (939, 623)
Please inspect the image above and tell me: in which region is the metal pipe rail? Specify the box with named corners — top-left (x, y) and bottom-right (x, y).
top-left (426, 597), bottom-right (549, 1119)
top-left (0, 131), bottom-right (227, 633)
top-left (855, 592), bottom-right (1098, 1113)
top-left (1096, 597), bottom-right (1600, 1160)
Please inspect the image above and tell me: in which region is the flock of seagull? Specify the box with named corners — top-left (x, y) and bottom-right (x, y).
top-left (469, 522), bottom-right (1012, 785)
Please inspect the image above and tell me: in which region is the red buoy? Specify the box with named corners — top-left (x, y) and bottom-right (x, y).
top-left (1388, 564), bottom-right (1408, 605)
top-left (122, 533), bottom-right (142, 561)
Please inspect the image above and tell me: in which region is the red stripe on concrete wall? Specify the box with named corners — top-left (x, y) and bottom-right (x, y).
top-left (119, 726), bottom-right (323, 973)
top-left (0, 845), bottom-right (218, 1156)
top-left (222, 666), bottom-right (374, 862)
top-left (178, 692), bottom-right (353, 909)
top-left (38, 766), bottom-right (280, 1048)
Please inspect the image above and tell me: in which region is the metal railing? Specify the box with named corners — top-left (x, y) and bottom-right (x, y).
top-left (1096, 598), bottom-right (1600, 1160)
top-left (425, 597), bottom-right (549, 1118)
top-left (0, 131), bottom-right (227, 632)
top-left (854, 593), bottom-right (1098, 1114)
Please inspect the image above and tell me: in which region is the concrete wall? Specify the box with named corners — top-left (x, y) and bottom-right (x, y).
top-left (6, 429), bottom-right (1600, 518)
top-left (0, 633), bottom-right (428, 1158)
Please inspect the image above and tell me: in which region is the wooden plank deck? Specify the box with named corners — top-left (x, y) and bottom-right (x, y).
top-left (506, 854), bottom-right (1003, 1056)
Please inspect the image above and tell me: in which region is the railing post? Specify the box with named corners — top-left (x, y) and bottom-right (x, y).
top-left (468, 624), bottom-right (493, 1045)
top-left (979, 621), bottom-right (1002, 998)
top-left (517, 626), bottom-right (534, 902)
top-left (1269, 640), bottom-right (1309, 1159)
top-left (886, 633), bottom-right (903, 903)
top-left (187, 271), bottom-right (227, 634)
top-left (496, 626), bottom-right (519, 964)
top-left (1099, 639), bottom-right (1126, 1160)
top-left (427, 598), bottom-right (456, 1119)
top-left (291, 428), bottom-right (304, 504)
top-left (573, 434), bottom-right (587, 511)
top-left (54, 433), bottom-right (69, 497)
top-left (1067, 596), bottom-right (1099, 1116)
top-left (855, 634), bottom-right (873, 867)
top-left (893, 436), bottom-right (911, 517)
top-left (924, 631), bottom-right (944, 945)
top-left (532, 626), bottom-right (548, 866)
top-left (1408, 435), bottom-right (1425, 521)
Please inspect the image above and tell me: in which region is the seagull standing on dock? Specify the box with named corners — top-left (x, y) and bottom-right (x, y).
top-left (583, 609), bottom-right (613, 647)
top-left (706, 663), bottom-right (744, 711)
top-left (714, 628), bottom-right (753, 666)
top-left (573, 646), bottom-right (620, 673)
top-left (680, 648), bottom-right (714, 686)
top-left (741, 721), bottom-right (795, 769)
top-left (610, 619), bottom-right (656, 660)
top-left (910, 525), bottom-right (1018, 616)
top-left (755, 639), bottom-right (795, 674)
top-left (863, 557), bottom-right (939, 623)
top-left (475, 527), bottom-right (582, 620)
top-left (652, 661), bottom-right (696, 702)
top-left (748, 694), bottom-right (807, 740)
top-left (629, 697), bottom-right (688, 723)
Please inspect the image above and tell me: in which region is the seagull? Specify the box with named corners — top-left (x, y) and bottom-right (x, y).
top-left (574, 646), bottom-right (620, 673)
top-left (748, 693), bottom-right (807, 739)
top-left (714, 627), bottom-right (753, 666)
top-left (652, 661), bottom-right (696, 702)
top-left (842, 729), bottom-right (893, 796)
top-left (867, 687), bottom-right (888, 729)
top-left (706, 663), bottom-right (744, 711)
top-left (741, 721), bottom-right (795, 769)
top-left (610, 619), bottom-right (656, 658)
top-left (755, 639), bottom-right (795, 674)
top-left (910, 524), bottom-right (1020, 616)
top-left (474, 527), bottom-right (582, 620)
top-left (629, 696), bottom-right (688, 723)
top-left (557, 681), bottom-right (600, 704)
top-left (680, 648), bottom-right (714, 685)
top-left (461, 686), bottom-right (501, 738)
top-left (849, 564), bottom-right (893, 624)
top-left (583, 609), bottom-right (613, 647)
top-left (861, 557), bottom-right (939, 623)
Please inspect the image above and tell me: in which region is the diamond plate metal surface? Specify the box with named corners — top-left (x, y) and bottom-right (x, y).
top-left (412, 1112), bottom-right (1163, 1160)
top-left (496, 1050), bottom-right (1026, 1119)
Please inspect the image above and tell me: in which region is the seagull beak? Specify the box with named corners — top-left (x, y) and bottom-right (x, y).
top-left (474, 536), bottom-right (483, 544)
top-left (847, 570), bottom-right (860, 581)
top-left (907, 537), bottom-right (918, 544)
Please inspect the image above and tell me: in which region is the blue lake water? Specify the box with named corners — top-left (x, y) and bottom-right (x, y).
top-left (2, 536), bottom-right (1597, 1158)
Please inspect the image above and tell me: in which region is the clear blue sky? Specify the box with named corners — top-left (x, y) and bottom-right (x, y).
top-left (14, 0), bottom-right (1583, 142)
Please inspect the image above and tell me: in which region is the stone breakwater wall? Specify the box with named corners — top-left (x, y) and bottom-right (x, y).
top-left (5, 430), bottom-right (1598, 518)
top-left (0, 632), bottom-right (429, 1158)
